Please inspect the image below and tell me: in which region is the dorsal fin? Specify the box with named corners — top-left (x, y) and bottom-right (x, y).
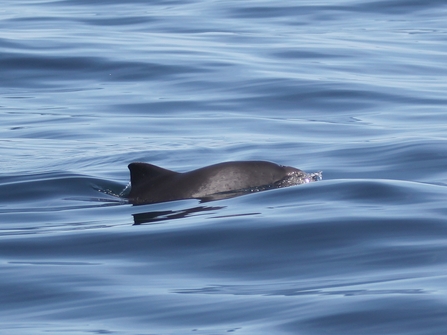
top-left (128, 162), bottom-right (178, 187)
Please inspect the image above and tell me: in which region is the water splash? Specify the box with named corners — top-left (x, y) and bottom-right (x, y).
top-left (307, 171), bottom-right (323, 182)
top-left (277, 170), bottom-right (323, 187)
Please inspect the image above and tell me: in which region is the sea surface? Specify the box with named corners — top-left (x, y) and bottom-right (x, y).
top-left (1, 0), bottom-right (447, 334)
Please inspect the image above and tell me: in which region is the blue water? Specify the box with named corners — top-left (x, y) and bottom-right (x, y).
top-left (1, 0), bottom-right (447, 334)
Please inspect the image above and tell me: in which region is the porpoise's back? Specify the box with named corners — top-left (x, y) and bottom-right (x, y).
top-left (186, 161), bottom-right (298, 197)
top-left (127, 161), bottom-right (304, 204)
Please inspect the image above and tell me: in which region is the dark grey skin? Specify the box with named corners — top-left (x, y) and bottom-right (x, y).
top-left (127, 161), bottom-right (310, 205)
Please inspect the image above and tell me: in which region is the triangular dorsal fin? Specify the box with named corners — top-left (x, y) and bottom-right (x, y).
top-left (128, 162), bottom-right (178, 187)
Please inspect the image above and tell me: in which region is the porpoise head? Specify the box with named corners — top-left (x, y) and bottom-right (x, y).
top-left (277, 166), bottom-right (323, 187)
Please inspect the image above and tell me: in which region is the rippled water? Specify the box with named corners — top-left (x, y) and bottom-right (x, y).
top-left (1, 1), bottom-right (447, 334)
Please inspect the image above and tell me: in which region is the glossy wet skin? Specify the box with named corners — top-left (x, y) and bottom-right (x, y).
top-left (127, 161), bottom-right (306, 205)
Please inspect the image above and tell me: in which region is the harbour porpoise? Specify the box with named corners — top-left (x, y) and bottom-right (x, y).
top-left (127, 161), bottom-right (321, 205)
